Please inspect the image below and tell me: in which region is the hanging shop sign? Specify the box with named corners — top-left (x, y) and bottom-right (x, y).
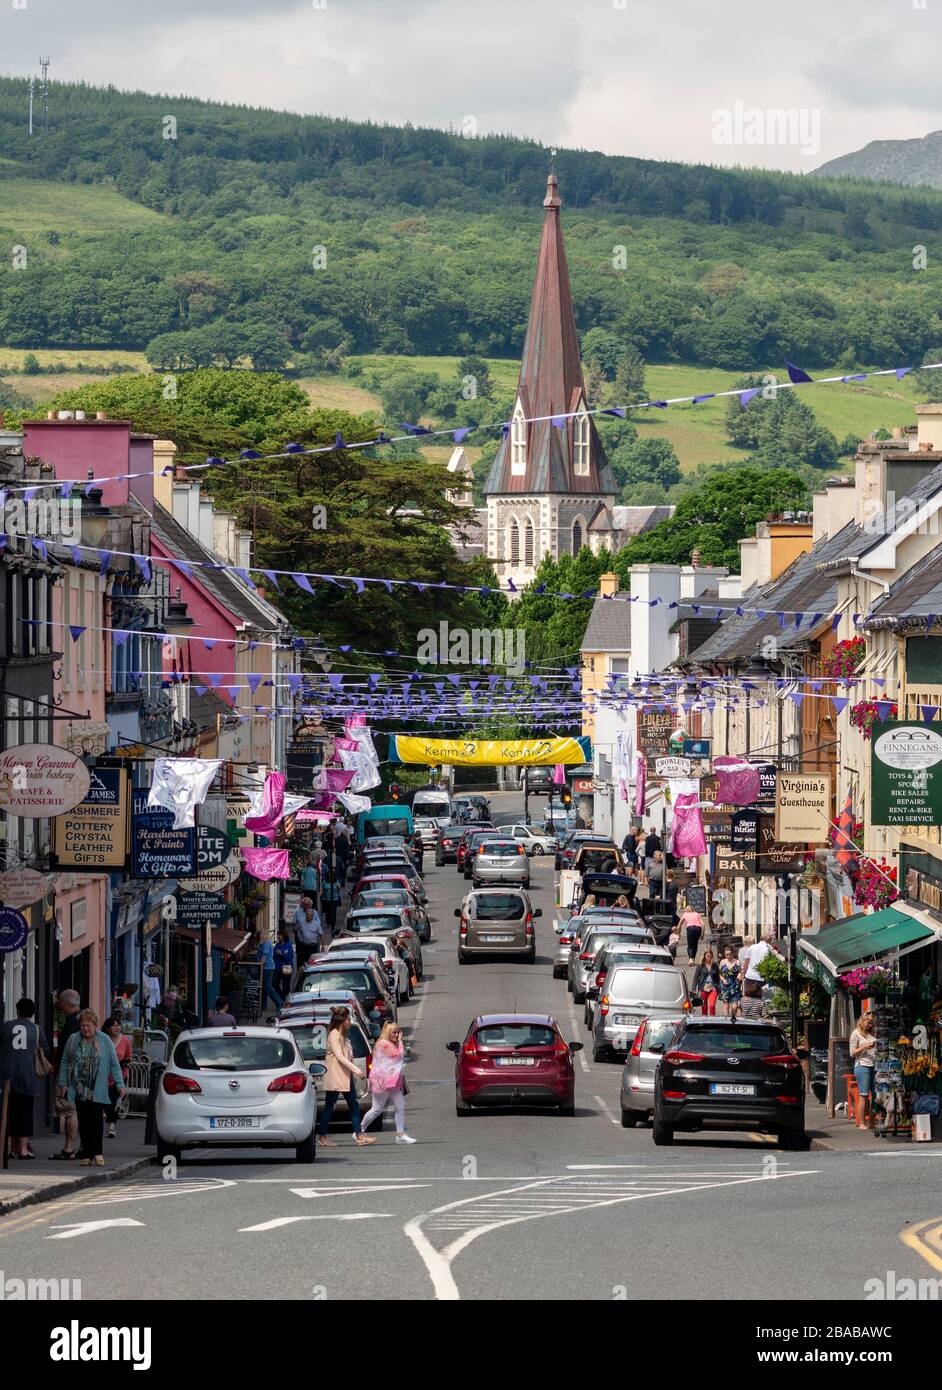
top-left (701, 811), bottom-right (732, 846)
top-left (773, 771), bottom-right (831, 843)
top-left (572, 778), bottom-right (593, 795)
top-left (52, 767), bottom-right (129, 870)
top-left (130, 792), bottom-right (198, 879)
top-left (682, 737), bottom-right (711, 759)
top-left (713, 846), bottom-right (756, 878)
top-left (197, 827), bottom-right (230, 871)
top-left (0, 867), bottom-right (52, 910)
top-left (757, 814), bottom-right (807, 875)
top-left (654, 756), bottom-right (691, 779)
top-left (637, 713), bottom-right (674, 770)
top-left (177, 860), bottom-right (237, 894)
top-left (176, 891), bottom-right (230, 929)
top-left (0, 743), bottom-right (91, 819)
top-left (0, 905), bottom-right (29, 953)
top-left (871, 721), bottom-right (942, 827)
top-left (730, 808), bottom-right (759, 854)
top-left (756, 764), bottom-right (778, 803)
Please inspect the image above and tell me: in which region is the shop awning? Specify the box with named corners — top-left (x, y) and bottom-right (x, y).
top-left (797, 903), bottom-right (942, 994)
top-left (174, 926), bottom-right (252, 955)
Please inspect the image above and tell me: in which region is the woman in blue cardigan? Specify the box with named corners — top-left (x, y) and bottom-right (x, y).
top-left (57, 1009), bottom-right (126, 1167)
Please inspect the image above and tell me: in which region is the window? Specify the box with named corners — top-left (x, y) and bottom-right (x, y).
top-left (475, 1023), bottom-right (557, 1048)
top-left (508, 519), bottom-right (520, 564)
top-left (574, 409), bottom-right (590, 476)
top-left (524, 518), bottom-right (534, 565)
top-left (510, 404), bottom-right (527, 474)
top-left (174, 1036), bottom-right (296, 1071)
top-left (572, 519), bottom-right (583, 554)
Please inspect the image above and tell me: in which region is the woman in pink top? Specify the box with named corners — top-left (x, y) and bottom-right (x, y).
top-left (360, 1022), bottom-right (415, 1144)
top-left (102, 1017), bottom-right (132, 1140)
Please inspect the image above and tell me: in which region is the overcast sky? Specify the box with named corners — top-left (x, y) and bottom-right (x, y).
top-left (2, 0), bottom-right (939, 172)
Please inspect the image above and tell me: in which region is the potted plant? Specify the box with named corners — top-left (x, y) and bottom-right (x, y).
top-left (221, 967), bottom-right (246, 1021)
top-left (849, 699), bottom-right (898, 739)
top-left (823, 637), bottom-right (866, 680)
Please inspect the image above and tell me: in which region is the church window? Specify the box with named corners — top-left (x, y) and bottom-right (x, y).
top-left (508, 518), bottom-right (520, 563)
top-left (524, 518), bottom-right (534, 565)
top-left (572, 519), bottom-right (583, 554)
top-left (511, 404), bottom-right (527, 474)
top-left (574, 409), bottom-right (590, 476)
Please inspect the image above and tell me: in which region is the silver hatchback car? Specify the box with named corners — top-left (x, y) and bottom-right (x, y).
top-left (591, 964), bottom-right (690, 1062)
top-left (619, 1015), bottom-right (686, 1125)
top-left (471, 838), bottom-right (531, 888)
top-left (568, 923), bottom-right (653, 1003)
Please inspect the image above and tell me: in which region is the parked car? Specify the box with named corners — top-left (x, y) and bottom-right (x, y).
top-left (298, 957), bottom-right (397, 1037)
top-left (446, 1013), bottom-right (583, 1115)
top-left (455, 888), bottom-right (541, 963)
top-left (324, 936), bottom-right (412, 1005)
top-left (435, 822), bottom-right (469, 866)
top-left (505, 822), bottom-right (559, 856)
top-left (342, 906), bottom-right (424, 976)
top-left (618, 1015), bottom-right (687, 1126)
top-left (555, 832), bottom-right (612, 873)
top-left (452, 794), bottom-right (491, 822)
top-left (354, 862), bottom-right (427, 906)
top-left (154, 1026), bottom-right (324, 1164)
top-left (277, 1007), bottom-right (377, 1123)
top-left (472, 837), bottom-right (531, 889)
top-left (591, 963), bottom-right (690, 1063)
top-left (552, 914), bottom-right (585, 978)
top-left (457, 826), bottom-right (498, 875)
top-left (413, 816), bottom-right (443, 850)
top-left (568, 924), bottom-right (656, 1002)
top-left (350, 888), bottom-right (427, 943)
top-left (651, 1017), bottom-right (808, 1148)
top-left (584, 942), bottom-right (674, 1026)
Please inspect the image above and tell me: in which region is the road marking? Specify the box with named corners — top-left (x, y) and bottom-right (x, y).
top-left (240, 1213), bottom-right (392, 1231)
top-left (593, 1094), bottom-right (620, 1127)
top-left (404, 1169), bottom-right (815, 1301)
top-left (290, 1184), bottom-right (429, 1199)
top-left (48, 1218), bottom-right (144, 1240)
top-left (901, 1217), bottom-right (942, 1273)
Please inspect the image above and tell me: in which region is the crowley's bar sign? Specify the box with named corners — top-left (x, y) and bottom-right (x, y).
top-left (2, 495), bottom-right (82, 542)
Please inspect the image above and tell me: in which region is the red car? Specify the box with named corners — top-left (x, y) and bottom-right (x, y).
top-left (446, 1013), bottom-right (583, 1116)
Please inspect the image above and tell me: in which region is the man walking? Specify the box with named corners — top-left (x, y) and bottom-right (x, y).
top-left (294, 898), bottom-right (324, 967)
top-left (740, 930), bottom-right (777, 1015)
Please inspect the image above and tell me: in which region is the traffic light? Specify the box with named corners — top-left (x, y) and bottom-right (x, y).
top-left (560, 787), bottom-right (572, 806)
top-left (390, 782), bottom-right (400, 801)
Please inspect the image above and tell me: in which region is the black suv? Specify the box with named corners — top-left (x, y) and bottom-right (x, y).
top-left (435, 823), bottom-right (468, 866)
top-left (652, 1017), bottom-right (807, 1149)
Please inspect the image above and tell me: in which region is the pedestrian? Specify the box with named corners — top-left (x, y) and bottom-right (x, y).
top-left (255, 930), bottom-right (282, 1015)
top-left (678, 905), bottom-right (704, 963)
top-left (49, 988), bottom-right (82, 1159)
top-left (614, 894), bottom-right (631, 909)
top-left (320, 869), bottom-right (342, 936)
top-left (334, 822), bottom-right (351, 884)
top-left (740, 930), bottom-right (777, 1008)
top-left (644, 825), bottom-right (662, 865)
top-left (693, 949), bottom-right (720, 1015)
top-left (664, 868), bottom-right (679, 922)
top-left (360, 1021), bottom-right (416, 1144)
top-left (718, 945), bottom-right (743, 1020)
top-left (274, 926), bottom-right (295, 1000)
top-left (57, 1009), bottom-right (126, 1167)
top-left (208, 995), bottom-right (237, 1027)
top-left (317, 1006), bottom-right (375, 1148)
top-left (101, 1017), bottom-right (132, 1140)
top-left (850, 1011), bottom-right (877, 1129)
top-left (621, 830), bottom-right (639, 869)
top-left (0, 998), bottom-right (50, 1159)
top-left (294, 898), bottom-right (324, 967)
top-left (411, 831), bottom-right (425, 875)
top-left (644, 849), bottom-right (666, 902)
top-left (300, 856), bottom-right (319, 898)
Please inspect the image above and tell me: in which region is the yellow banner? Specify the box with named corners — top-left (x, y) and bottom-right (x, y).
top-left (391, 736), bottom-right (589, 767)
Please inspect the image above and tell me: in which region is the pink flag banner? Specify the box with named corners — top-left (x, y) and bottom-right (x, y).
top-left (244, 771), bottom-right (286, 837)
top-left (551, 763), bottom-right (566, 786)
top-left (671, 791), bottom-right (707, 858)
top-left (713, 757), bottom-right (760, 807)
top-left (634, 755), bottom-right (646, 817)
top-left (240, 847), bottom-right (290, 880)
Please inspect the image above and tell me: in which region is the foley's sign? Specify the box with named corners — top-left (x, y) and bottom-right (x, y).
top-left (871, 720), bottom-right (942, 826)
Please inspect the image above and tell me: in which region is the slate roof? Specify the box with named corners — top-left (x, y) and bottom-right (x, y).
top-left (863, 539), bottom-right (942, 629)
top-left (484, 175), bottom-right (617, 501)
top-left (851, 460), bottom-right (942, 566)
top-left (582, 593), bottom-right (631, 653)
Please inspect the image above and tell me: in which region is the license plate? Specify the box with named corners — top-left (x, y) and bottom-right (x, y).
top-left (613, 1015), bottom-right (642, 1027)
top-left (481, 935), bottom-right (512, 943)
top-left (209, 1116), bottom-right (261, 1128)
top-left (710, 1083), bottom-right (755, 1096)
top-left (496, 1056), bottom-right (535, 1067)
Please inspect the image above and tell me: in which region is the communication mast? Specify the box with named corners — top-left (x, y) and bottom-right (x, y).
top-left (28, 76), bottom-right (34, 135)
top-left (39, 56), bottom-right (50, 135)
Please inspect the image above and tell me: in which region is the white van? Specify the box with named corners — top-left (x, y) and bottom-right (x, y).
top-left (412, 790), bottom-right (452, 822)
top-left (590, 964), bottom-right (689, 1062)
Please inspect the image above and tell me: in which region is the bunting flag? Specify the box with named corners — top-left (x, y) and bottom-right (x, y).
top-left (834, 791), bottom-right (858, 872)
top-left (240, 847), bottom-right (291, 881)
top-left (244, 771), bottom-right (286, 838)
top-left (147, 758), bottom-right (222, 830)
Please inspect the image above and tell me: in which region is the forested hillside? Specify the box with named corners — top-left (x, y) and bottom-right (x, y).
top-left (2, 77), bottom-right (942, 369)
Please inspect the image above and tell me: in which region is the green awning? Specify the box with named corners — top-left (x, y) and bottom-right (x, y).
top-left (797, 903), bottom-right (942, 994)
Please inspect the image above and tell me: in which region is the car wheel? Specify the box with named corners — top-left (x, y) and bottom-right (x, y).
top-left (156, 1135), bottom-right (181, 1164)
top-left (458, 949), bottom-right (470, 964)
top-left (566, 978), bottom-right (573, 994)
top-left (620, 1109), bottom-right (638, 1128)
top-left (524, 947), bottom-right (536, 964)
top-left (552, 965), bottom-right (565, 979)
top-left (592, 1043), bottom-right (611, 1063)
top-left (652, 1115), bottom-right (674, 1147)
top-left (558, 1101), bottom-right (575, 1117)
top-left (573, 987), bottom-right (585, 1005)
top-left (779, 1128), bottom-right (808, 1151)
top-left (531, 845), bottom-right (544, 857)
top-left (296, 1129), bottom-right (316, 1163)
top-left (456, 1095), bottom-right (472, 1116)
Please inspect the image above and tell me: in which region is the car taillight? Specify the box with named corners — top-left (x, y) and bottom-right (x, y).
top-left (560, 935), bottom-right (572, 945)
top-left (553, 1038), bottom-right (570, 1057)
top-left (662, 1090), bottom-right (686, 1100)
top-left (517, 845), bottom-right (524, 855)
top-left (579, 952), bottom-right (593, 961)
top-left (268, 1071), bottom-right (308, 1094)
top-left (599, 995), bottom-right (609, 1017)
top-left (595, 971), bottom-right (606, 987)
top-left (775, 1095), bottom-right (801, 1104)
top-left (462, 1037), bottom-right (478, 1058)
top-left (630, 1022), bottom-right (646, 1057)
top-left (525, 913), bottom-right (533, 935)
top-left (665, 1050), bottom-right (704, 1063)
top-left (372, 997), bottom-right (386, 1015)
top-left (365, 1053), bottom-right (372, 1074)
top-left (459, 922), bottom-right (468, 937)
top-left (162, 1073), bottom-right (202, 1095)
top-left (763, 1054), bottom-right (801, 1069)
top-left (444, 839), bottom-right (453, 847)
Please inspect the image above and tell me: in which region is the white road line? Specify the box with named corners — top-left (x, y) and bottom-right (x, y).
top-left (594, 1094), bottom-right (620, 1127)
top-left (239, 1214), bottom-right (392, 1232)
top-left (48, 1218), bottom-right (145, 1240)
top-left (290, 1184), bottom-right (429, 1199)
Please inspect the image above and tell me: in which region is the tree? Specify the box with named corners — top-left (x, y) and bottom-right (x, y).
top-left (724, 386), bottom-right (839, 471)
top-left (377, 367), bottom-right (439, 426)
top-left (514, 547), bottom-right (614, 676)
top-left (22, 353), bottom-right (41, 376)
top-left (582, 327), bottom-right (624, 380)
top-left (612, 347), bottom-right (647, 409)
top-left (610, 437), bottom-right (682, 496)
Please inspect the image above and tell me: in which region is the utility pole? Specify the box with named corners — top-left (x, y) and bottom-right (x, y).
top-left (39, 57), bottom-right (50, 136)
top-left (28, 76), bottom-right (34, 136)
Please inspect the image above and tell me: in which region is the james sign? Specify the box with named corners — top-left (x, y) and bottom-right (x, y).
top-left (871, 721), bottom-right (942, 827)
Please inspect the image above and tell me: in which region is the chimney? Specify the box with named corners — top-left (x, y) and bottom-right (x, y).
top-left (598, 572), bottom-right (619, 597)
top-left (153, 438), bottom-right (177, 511)
top-left (690, 548), bottom-right (701, 568)
top-left (47, 410), bottom-right (55, 420)
top-left (95, 411), bottom-right (107, 421)
top-left (755, 516), bottom-right (813, 581)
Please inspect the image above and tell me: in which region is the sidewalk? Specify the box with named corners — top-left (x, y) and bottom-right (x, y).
top-left (0, 1116), bottom-right (155, 1216)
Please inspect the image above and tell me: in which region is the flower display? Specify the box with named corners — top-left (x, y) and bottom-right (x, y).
top-left (839, 964), bottom-right (895, 998)
top-left (849, 700), bottom-right (898, 740)
top-left (853, 858), bottom-right (898, 910)
top-left (823, 637), bottom-right (866, 680)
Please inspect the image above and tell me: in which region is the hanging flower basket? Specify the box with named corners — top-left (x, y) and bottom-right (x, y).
top-left (823, 637), bottom-right (866, 680)
top-left (849, 699), bottom-right (897, 740)
top-left (853, 858), bottom-right (898, 910)
top-left (839, 964), bottom-right (895, 999)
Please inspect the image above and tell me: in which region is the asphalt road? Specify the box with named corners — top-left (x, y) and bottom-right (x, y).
top-left (4, 791), bottom-right (942, 1301)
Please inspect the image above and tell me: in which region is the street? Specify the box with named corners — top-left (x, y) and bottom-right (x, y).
top-left (2, 793), bottom-right (942, 1302)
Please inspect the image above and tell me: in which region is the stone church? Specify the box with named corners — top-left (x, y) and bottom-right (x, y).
top-left (483, 173), bottom-right (618, 589)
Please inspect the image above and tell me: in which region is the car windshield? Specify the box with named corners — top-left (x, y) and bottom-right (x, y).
top-left (364, 817), bottom-right (411, 838)
top-left (482, 843), bottom-right (520, 857)
top-left (580, 849), bottom-right (618, 870)
top-left (285, 1025), bottom-right (328, 1060)
top-left (348, 915), bottom-right (402, 933)
top-left (604, 951), bottom-right (667, 968)
top-left (473, 894), bottom-right (526, 920)
top-left (475, 1023), bottom-right (556, 1048)
top-left (585, 929), bottom-right (647, 953)
top-left (356, 891), bottom-right (408, 907)
top-left (174, 1036), bottom-right (296, 1071)
top-left (303, 970), bottom-right (373, 993)
top-left (330, 942), bottom-right (382, 958)
top-left (440, 825), bottom-right (465, 838)
top-left (685, 1028), bottom-right (789, 1053)
top-left (641, 1020), bottom-right (681, 1051)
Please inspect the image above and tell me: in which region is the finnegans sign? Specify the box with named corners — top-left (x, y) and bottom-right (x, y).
top-left (871, 720), bottom-right (942, 827)
top-left (774, 772), bottom-right (831, 844)
top-left (0, 744), bottom-right (91, 818)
